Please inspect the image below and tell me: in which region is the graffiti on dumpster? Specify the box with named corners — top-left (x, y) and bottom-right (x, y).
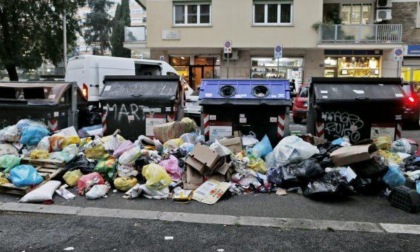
top-left (104, 103), bottom-right (163, 122)
top-left (322, 111), bottom-right (364, 142)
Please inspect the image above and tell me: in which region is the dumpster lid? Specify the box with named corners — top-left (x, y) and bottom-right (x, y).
top-left (198, 79), bottom-right (292, 106)
top-left (100, 75), bottom-right (181, 100)
top-left (311, 78), bottom-right (405, 102)
top-left (0, 82), bottom-right (80, 105)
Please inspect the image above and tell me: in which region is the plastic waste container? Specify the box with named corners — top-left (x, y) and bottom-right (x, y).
top-left (0, 82), bottom-right (86, 131)
top-left (306, 77), bottom-right (405, 144)
top-left (199, 79), bottom-right (292, 146)
top-left (99, 75), bottom-right (184, 141)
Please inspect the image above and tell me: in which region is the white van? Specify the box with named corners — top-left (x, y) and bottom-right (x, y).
top-left (65, 55), bottom-right (189, 102)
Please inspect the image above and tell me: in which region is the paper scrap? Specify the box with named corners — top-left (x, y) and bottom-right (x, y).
top-left (63, 247), bottom-right (75, 251)
top-left (193, 180), bottom-right (231, 204)
top-left (55, 188), bottom-right (76, 200)
top-left (164, 236), bottom-right (174, 240)
top-left (276, 188), bottom-right (287, 196)
top-left (353, 90), bottom-right (365, 94)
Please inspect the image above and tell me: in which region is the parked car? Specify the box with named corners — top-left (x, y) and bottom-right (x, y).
top-left (292, 84), bottom-right (309, 124)
top-left (402, 82), bottom-right (420, 129)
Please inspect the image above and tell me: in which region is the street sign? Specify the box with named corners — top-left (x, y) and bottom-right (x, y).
top-left (393, 48), bottom-right (403, 61)
top-left (274, 45), bottom-right (282, 59)
top-left (224, 40), bottom-right (232, 54)
top-left (159, 55), bottom-right (165, 61)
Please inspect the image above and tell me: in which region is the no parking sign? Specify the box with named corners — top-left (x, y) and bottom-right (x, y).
top-left (274, 45), bottom-right (282, 59)
top-left (393, 48), bottom-right (403, 61)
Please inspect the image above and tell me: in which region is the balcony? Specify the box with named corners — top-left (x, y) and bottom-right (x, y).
top-left (124, 26), bottom-right (147, 44)
top-left (317, 24), bottom-right (402, 45)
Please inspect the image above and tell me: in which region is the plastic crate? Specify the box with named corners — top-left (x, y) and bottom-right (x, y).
top-left (388, 186), bottom-right (420, 213)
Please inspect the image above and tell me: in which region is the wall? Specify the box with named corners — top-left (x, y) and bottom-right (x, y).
top-left (391, 2), bottom-right (420, 44)
top-left (303, 50), bottom-right (324, 82)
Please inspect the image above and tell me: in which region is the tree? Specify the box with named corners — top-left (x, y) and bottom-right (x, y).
top-left (0, 1), bottom-right (84, 81)
top-left (83, 0), bottom-right (114, 55)
top-left (111, 0), bottom-right (131, 58)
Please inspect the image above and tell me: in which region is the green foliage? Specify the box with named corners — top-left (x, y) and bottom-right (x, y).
top-left (0, 0), bottom-right (83, 80)
top-left (111, 0), bottom-right (131, 58)
top-left (83, 0), bottom-right (114, 55)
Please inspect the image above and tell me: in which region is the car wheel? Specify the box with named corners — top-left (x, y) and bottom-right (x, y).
top-left (293, 116), bottom-right (302, 124)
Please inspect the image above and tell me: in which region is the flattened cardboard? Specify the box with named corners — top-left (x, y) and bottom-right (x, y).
top-left (182, 166), bottom-right (203, 190)
top-left (330, 144), bottom-right (379, 167)
top-left (218, 137), bottom-right (243, 154)
top-left (192, 179), bottom-right (231, 204)
top-left (217, 161), bottom-right (231, 175)
top-left (186, 143), bottom-right (224, 175)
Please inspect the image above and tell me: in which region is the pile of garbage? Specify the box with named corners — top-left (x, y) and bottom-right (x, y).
top-left (0, 118), bottom-right (419, 213)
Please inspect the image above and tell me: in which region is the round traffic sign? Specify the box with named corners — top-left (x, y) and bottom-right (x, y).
top-left (394, 48), bottom-right (403, 56)
top-left (275, 45), bottom-right (282, 53)
top-left (224, 41), bottom-right (231, 48)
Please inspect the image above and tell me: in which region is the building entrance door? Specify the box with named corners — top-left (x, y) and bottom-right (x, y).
top-left (190, 66), bottom-right (214, 90)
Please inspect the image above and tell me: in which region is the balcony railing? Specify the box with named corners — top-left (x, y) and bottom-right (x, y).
top-left (318, 24), bottom-right (402, 44)
top-left (124, 26), bottom-right (146, 43)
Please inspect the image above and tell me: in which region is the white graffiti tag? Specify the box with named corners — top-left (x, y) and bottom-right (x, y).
top-left (322, 111), bottom-right (364, 142)
top-left (104, 103), bottom-right (162, 122)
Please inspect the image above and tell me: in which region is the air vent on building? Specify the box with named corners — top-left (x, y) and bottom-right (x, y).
top-left (376, 9), bottom-right (392, 22)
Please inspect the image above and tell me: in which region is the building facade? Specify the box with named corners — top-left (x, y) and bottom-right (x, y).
top-left (125, 0), bottom-right (404, 90)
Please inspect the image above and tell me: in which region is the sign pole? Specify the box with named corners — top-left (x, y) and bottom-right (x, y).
top-left (227, 56), bottom-right (230, 79)
top-left (277, 58), bottom-right (279, 78)
top-left (274, 45), bottom-right (282, 78)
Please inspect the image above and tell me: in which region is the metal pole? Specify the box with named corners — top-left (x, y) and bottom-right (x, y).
top-left (277, 58), bottom-right (279, 77)
top-left (227, 55), bottom-right (230, 79)
top-left (63, 10), bottom-right (67, 70)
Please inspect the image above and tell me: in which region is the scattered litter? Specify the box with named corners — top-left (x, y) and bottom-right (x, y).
top-left (63, 247), bottom-right (75, 251)
top-left (164, 236), bottom-right (174, 240)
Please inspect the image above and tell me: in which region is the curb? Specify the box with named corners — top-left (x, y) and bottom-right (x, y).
top-left (1, 202), bottom-right (420, 235)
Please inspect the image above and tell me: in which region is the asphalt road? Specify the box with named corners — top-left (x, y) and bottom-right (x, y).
top-left (0, 212), bottom-right (419, 252)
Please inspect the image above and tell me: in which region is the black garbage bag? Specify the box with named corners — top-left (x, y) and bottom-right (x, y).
top-left (303, 171), bottom-right (355, 201)
top-left (403, 155), bottom-right (420, 172)
top-left (65, 154), bottom-right (97, 174)
top-left (134, 156), bottom-right (149, 184)
top-left (267, 158), bottom-right (325, 188)
top-left (351, 177), bottom-right (387, 195)
top-left (313, 143), bottom-right (341, 168)
top-left (349, 156), bottom-right (388, 178)
top-left (78, 105), bottom-right (102, 127)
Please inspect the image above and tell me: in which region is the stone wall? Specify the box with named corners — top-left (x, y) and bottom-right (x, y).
top-left (391, 2), bottom-right (420, 44)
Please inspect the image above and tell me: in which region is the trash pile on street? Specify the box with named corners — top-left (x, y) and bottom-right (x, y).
top-left (0, 118), bottom-right (420, 213)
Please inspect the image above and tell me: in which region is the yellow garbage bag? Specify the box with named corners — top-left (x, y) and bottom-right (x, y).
top-left (181, 117), bottom-right (197, 132)
top-left (142, 163), bottom-right (173, 190)
top-left (62, 136), bottom-right (81, 148)
top-left (378, 149), bottom-right (403, 165)
top-left (375, 135), bottom-right (392, 151)
top-left (248, 157), bottom-right (267, 174)
top-left (85, 145), bottom-right (107, 160)
top-left (63, 169), bottom-right (83, 187)
top-left (30, 149), bottom-right (50, 159)
top-left (0, 172), bottom-right (9, 185)
top-left (163, 138), bottom-right (183, 149)
top-left (114, 177), bottom-right (138, 192)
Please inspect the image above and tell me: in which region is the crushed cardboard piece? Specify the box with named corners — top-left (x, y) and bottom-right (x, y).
top-left (185, 143), bottom-right (225, 175)
top-left (192, 179), bottom-right (231, 204)
top-left (330, 144), bottom-right (378, 167)
top-left (218, 137), bottom-right (243, 154)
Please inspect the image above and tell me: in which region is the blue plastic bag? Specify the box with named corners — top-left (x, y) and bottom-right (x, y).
top-left (20, 126), bottom-right (50, 146)
top-left (416, 181), bottom-right (420, 194)
top-left (383, 165), bottom-right (406, 188)
top-left (251, 135), bottom-right (273, 158)
top-left (10, 165), bottom-right (43, 187)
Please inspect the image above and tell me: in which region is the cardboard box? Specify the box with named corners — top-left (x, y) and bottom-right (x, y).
top-left (192, 179), bottom-right (231, 204)
top-left (182, 166), bottom-right (203, 190)
top-left (185, 143), bottom-right (223, 175)
top-left (218, 137), bottom-right (243, 154)
top-left (330, 144), bottom-right (379, 166)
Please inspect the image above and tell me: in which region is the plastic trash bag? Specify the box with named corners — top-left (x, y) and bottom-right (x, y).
top-left (383, 165), bottom-right (406, 188)
top-left (391, 138), bottom-right (412, 154)
top-left (351, 176), bottom-right (387, 195)
top-left (119, 146), bottom-right (145, 165)
top-left (30, 149), bottom-right (50, 159)
top-left (248, 157), bottom-right (267, 174)
top-left (331, 137), bottom-right (351, 147)
top-left (140, 184), bottom-right (170, 199)
top-left (251, 135), bottom-right (273, 158)
top-left (94, 157), bottom-right (117, 182)
top-left (180, 132), bottom-right (198, 144)
top-left (273, 135), bottom-right (320, 165)
top-left (181, 117), bottom-right (197, 133)
top-left (264, 152), bottom-right (276, 169)
top-left (16, 119), bottom-right (48, 133)
top-left (10, 165), bottom-right (43, 187)
top-left (0, 143), bottom-right (19, 156)
top-left (86, 184), bottom-right (110, 200)
top-left (36, 136), bottom-right (50, 151)
top-left (163, 138), bottom-right (183, 150)
top-left (63, 169), bottom-right (83, 187)
top-left (77, 172), bottom-right (105, 195)
top-left (62, 136), bottom-right (81, 148)
top-left (114, 177), bottom-right (138, 192)
top-left (0, 172), bottom-right (9, 185)
top-left (0, 125), bottom-right (20, 143)
top-left (19, 180), bottom-right (61, 203)
top-left (142, 163), bottom-right (173, 190)
top-left (112, 140), bottom-right (135, 158)
top-left (85, 144), bottom-right (107, 160)
top-left (242, 131), bottom-right (259, 147)
top-left (210, 140), bottom-right (232, 157)
top-left (0, 154), bottom-right (21, 173)
top-left (49, 135), bottom-right (66, 151)
top-left (65, 154), bottom-right (96, 174)
top-left (375, 135), bottom-right (392, 150)
top-left (303, 171), bottom-right (354, 200)
top-left (159, 155), bottom-right (182, 181)
top-left (20, 126), bottom-right (50, 146)
top-left (179, 142), bottom-right (194, 153)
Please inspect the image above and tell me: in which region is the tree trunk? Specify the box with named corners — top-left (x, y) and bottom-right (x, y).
top-left (5, 64), bottom-right (18, 81)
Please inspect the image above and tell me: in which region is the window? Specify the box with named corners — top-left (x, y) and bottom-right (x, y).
top-left (174, 3), bottom-right (211, 25)
top-left (341, 3), bottom-right (372, 25)
top-left (253, 1), bottom-right (293, 25)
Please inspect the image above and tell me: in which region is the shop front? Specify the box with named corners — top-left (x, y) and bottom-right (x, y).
top-left (323, 50), bottom-right (382, 78)
top-left (250, 57), bottom-right (304, 86)
top-left (402, 45), bottom-right (420, 84)
top-left (169, 56), bottom-right (221, 91)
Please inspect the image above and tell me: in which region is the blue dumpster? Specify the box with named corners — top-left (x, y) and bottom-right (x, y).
top-left (199, 79), bottom-right (292, 146)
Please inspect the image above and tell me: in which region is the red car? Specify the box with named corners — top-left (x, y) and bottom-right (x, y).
top-left (292, 84), bottom-right (309, 124)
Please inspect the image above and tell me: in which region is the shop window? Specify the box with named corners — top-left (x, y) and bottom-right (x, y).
top-left (173, 2), bottom-right (211, 26)
top-left (253, 1), bottom-right (292, 25)
top-left (325, 56), bottom-right (381, 78)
